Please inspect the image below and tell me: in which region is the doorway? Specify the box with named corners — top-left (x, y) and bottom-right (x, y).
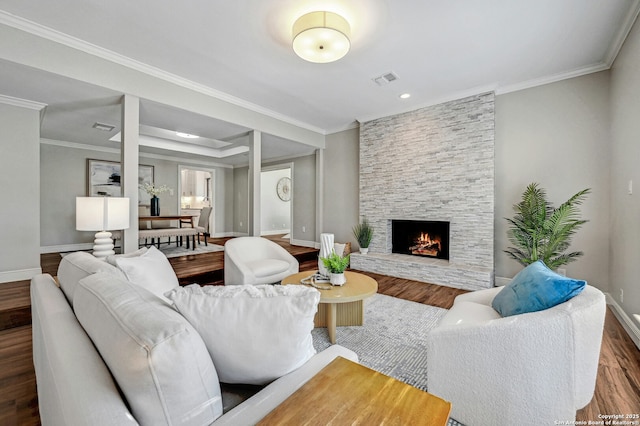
top-left (260, 165), bottom-right (292, 242)
top-left (179, 165), bottom-right (214, 237)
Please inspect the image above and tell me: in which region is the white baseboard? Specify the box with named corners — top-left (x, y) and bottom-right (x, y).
top-left (494, 276), bottom-right (511, 287)
top-left (41, 243), bottom-right (92, 254)
top-left (605, 293), bottom-right (640, 350)
top-left (0, 267), bottom-right (43, 283)
top-left (290, 238), bottom-right (319, 249)
top-left (261, 229), bottom-right (290, 236)
top-left (212, 231), bottom-right (236, 238)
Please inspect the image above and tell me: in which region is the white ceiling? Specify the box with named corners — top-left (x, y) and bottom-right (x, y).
top-left (0, 0), bottom-right (638, 165)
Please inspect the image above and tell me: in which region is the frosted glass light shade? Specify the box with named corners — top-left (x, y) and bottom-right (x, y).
top-left (292, 11), bottom-right (351, 63)
top-left (76, 197), bottom-right (130, 231)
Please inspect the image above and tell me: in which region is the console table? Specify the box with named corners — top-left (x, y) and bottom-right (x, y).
top-left (257, 356), bottom-right (452, 425)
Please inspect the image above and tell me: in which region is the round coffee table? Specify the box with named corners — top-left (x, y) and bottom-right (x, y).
top-left (281, 271), bottom-right (378, 344)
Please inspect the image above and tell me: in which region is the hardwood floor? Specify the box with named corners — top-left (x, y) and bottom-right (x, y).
top-left (3, 238), bottom-right (640, 424)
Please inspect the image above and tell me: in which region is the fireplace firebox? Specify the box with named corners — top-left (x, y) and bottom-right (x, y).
top-left (392, 220), bottom-right (450, 260)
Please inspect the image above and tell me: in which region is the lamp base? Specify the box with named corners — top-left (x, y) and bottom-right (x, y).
top-left (92, 231), bottom-right (114, 259)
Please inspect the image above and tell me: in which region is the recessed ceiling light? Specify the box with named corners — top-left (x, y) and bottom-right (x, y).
top-left (399, 93), bottom-right (411, 99)
top-left (92, 122), bottom-right (115, 132)
top-left (176, 132), bottom-right (199, 139)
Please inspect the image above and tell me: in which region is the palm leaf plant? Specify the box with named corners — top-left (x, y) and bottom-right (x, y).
top-left (504, 183), bottom-right (590, 269)
top-left (353, 217), bottom-right (374, 249)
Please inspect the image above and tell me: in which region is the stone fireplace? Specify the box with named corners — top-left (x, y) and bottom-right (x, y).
top-left (350, 93), bottom-right (495, 290)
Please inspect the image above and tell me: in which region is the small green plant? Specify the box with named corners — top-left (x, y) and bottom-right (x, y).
top-left (320, 251), bottom-right (350, 274)
top-left (353, 217), bottom-right (374, 249)
top-left (504, 182), bottom-right (590, 269)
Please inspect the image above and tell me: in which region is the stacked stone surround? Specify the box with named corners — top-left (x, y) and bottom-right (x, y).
top-left (351, 92), bottom-right (495, 290)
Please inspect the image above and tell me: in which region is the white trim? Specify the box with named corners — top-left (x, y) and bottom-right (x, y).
top-left (0, 10), bottom-right (326, 136)
top-left (290, 238), bottom-right (319, 249)
top-left (356, 85), bottom-right (497, 124)
top-left (41, 243), bottom-right (93, 254)
top-left (496, 63), bottom-right (610, 95)
top-left (0, 94), bottom-right (47, 110)
top-left (604, 0), bottom-right (640, 66)
top-left (494, 276), bottom-right (511, 287)
top-left (605, 293), bottom-right (640, 351)
top-left (40, 138), bottom-right (235, 168)
top-left (213, 231), bottom-right (237, 238)
top-left (324, 120), bottom-right (360, 136)
top-left (261, 229), bottom-right (291, 236)
top-left (0, 267), bottom-right (43, 283)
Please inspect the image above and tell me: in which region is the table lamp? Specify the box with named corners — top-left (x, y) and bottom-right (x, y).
top-left (76, 197), bottom-right (130, 259)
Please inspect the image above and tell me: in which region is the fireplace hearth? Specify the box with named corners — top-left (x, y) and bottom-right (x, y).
top-left (392, 220), bottom-right (450, 260)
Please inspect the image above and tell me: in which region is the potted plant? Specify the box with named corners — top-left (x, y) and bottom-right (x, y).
top-left (504, 182), bottom-right (590, 269)
top-left (353, 217), bottom-right (374, 254)
top-left (320, 251), bottom-right (351, 285)
top-left (141, 183), bottom-right (172, 216)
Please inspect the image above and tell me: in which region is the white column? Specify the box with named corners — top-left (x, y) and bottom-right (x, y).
top-left (121, 94), bottom-right (140, 253)
top-left (249, 130), bottom-right (262, 236)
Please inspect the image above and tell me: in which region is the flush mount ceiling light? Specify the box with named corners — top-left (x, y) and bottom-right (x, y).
top-left (176, 132), bottom-right (199, 139)
top-left (292, 11), bottom-right (351, 63)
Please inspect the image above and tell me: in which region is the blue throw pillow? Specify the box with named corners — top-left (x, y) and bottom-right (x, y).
top-left (492, 260), bottom-right (586, 317)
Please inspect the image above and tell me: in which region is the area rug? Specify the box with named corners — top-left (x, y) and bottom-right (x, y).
top-left (159, 243), bottom-right (224, 258)
top-left (311, 294), bottom-right (465, 426)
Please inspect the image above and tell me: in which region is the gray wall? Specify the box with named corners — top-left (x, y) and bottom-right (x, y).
top-left (323, 128), bottom-right (360, 246)
top-left (495, 71), bottom-right (611, 290)
top-left (40, 141), bottom-right (235, 249)
top-left (610, 16), bottom-right (640, 320)
top-left (0, 103), bottom-right (41, 282)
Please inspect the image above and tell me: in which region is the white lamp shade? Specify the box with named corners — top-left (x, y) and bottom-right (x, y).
top-left (292, 11), bottom-right (351, 63)
top-left (76, 197), bottom-right (130, 231)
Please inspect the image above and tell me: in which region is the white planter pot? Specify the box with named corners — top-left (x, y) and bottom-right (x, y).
top-left (360, 247), bottom-right (369, 255)
top-left (330, 273), bottom-right (346, 286)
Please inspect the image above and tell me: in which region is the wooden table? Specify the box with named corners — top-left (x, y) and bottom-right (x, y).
top-left (282, 271), bottom-right (378, 344)
top-left (257, 356), bottom-right (452, 425)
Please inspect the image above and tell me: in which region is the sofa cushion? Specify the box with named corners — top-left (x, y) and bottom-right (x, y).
top-left (74, 272), bottom-right (223, 425)
top-left (114, 245), bottom-right (179, 303)
top-left (492, 260), bottom-right (586, 317)
top-left (57, 251), bottom-right (125, 307)
top-left (167, 284), bottom-right (319, 385)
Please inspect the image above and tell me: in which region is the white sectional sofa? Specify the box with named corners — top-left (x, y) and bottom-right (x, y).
top-left (31, 250), bottom-right (357, 426)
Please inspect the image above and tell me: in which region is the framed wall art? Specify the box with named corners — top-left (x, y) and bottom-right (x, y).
top-left (87, 159), bottom-right (154, 205)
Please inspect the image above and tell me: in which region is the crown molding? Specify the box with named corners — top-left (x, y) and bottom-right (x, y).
top-left (496, 62), bottom-right (610, 95)
top-left (604, 0), bottom-right (640, 66)
top-left (40, 138), bottom-right (234, 168)
top-left (355, 84), bottom-right (497, 124)
top-left (0, 93), bottom-right (47, 110)
top-left (0, 10), bottom-right (326, 135)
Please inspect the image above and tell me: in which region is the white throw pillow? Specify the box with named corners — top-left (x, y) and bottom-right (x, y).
top-left (115, 246), bottom-right (179, 303)
top-left (57, 251), bottom-right (125, 307)
top-left (167, 284), bottom-right (320, 385)
top-left (74, 273), bottom-right (223, 425)
top-left (105, 246), bottom-right (148, 267)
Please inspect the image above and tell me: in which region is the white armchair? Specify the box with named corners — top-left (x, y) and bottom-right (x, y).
top-left (224, 237), bottom-right (299, 285)
top-left (426, 285), bottom-right (606, 426)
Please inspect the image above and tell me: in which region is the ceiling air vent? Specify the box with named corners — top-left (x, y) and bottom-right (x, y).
top-left (92, 122), bottom-right (115, 132)
top-left (372, 71), bottom-right (399, 86)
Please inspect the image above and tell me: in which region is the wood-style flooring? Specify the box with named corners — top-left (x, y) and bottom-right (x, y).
top-left (2, 236), bottom-right (639, 424)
